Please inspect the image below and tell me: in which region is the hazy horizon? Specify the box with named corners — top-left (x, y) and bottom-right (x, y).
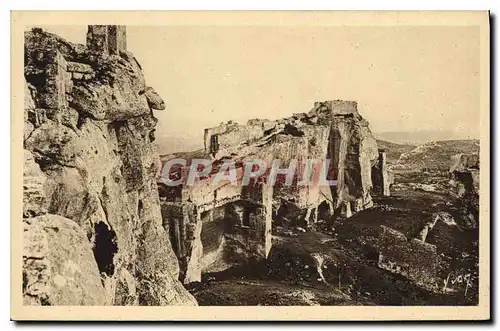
top-left (30, 25), bottom-right (481, 153)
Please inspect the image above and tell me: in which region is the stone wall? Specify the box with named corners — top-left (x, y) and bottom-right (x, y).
top-left (23, 26), bottom-right (196, 306)
top-left (320, 103), bottom-right (380, 217)
top-left (376, 225), bottom-right (439, 291)
top-left (204, 121), bottom-right (266, 156)
top-left (86, 25), bottom-right (127, 55)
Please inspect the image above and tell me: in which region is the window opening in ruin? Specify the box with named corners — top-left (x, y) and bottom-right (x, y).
top-left (92, 222), bottom-right (118, 277)
top-left (242, 208), bottom-right (251, 227)
top-left (210, 134), bottom-right (219, 154)
top-left (317, 200), bottom-right (330, 222)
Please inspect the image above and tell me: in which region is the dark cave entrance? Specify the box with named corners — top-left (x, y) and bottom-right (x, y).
top-left (242, 208), bottom-right (251, 227)
top-left (138, 199), bottom-right (143, 218)
top-left (92, 222), bottom-right (118, 277)
top-left (317, 200), bottom-right (331, 222)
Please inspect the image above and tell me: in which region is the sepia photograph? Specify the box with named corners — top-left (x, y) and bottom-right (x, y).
top-left (10, 11), bottom-right (490, 321)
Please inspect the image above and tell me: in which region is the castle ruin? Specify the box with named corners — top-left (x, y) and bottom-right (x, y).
top-left (158, 100), bottom-right (392, 283)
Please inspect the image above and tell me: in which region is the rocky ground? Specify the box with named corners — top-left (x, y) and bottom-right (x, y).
top-left (188, 170), bottom-right (479, 306)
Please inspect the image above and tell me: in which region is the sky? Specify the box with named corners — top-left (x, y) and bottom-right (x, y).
top-left (34, 25), bottom-right (480, 147)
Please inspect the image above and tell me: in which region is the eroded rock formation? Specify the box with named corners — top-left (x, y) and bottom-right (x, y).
top-left (449, 153), bottom-right (479, 228)
top-left (159, 100), bottom-right (391, 283)
top-left (23, 26), bottom-right (196, 305)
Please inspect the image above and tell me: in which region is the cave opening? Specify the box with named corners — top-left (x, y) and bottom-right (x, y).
top-left (282, 123), bottom-right (305, 137)
top-left (210, 134), bottom-right (219, 154)
top-left (138, 199), bottom-right (143, 218)
top-left (242, 208), bottom-right (251, 227)
top-left (317, 200), bottom-right (331, 222)
top-left (92, 222), bottom-right (118, 277)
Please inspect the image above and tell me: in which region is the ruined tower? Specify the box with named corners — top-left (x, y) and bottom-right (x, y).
top-left (86, 25), bottom-right (127, 55)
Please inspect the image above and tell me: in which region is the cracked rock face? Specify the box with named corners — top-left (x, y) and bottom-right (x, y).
top-left (449, 153), bottom-right (479, 228)
top-left (22, 26), bottom-right (196, 306)
top-left (23, 214), bottom-right (107, 305)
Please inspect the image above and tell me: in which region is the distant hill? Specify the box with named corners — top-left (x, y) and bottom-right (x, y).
top-left (375, 131), bottom-right (479, 145)
top-left (159, 148), bottom-right (207, 164)
top-left (154, 134), bottom-right (204, 155)
top-left (376, 139), bottom-right (416, 165)
top-left (394, 139), bottom-right (480, 171)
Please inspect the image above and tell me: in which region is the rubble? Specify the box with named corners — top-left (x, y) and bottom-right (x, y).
top-left (376, 225), bottom-right (439, 291)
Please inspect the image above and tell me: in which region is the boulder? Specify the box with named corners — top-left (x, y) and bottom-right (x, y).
top-left (376, 225), bottom-right (439, 291)
top-left (450, 153), bottom-right (479, 173)
top-left (23, 214), bottom-right (107, 305)
top-left (23, 150), bottom-right (47, 217)
top-left (144, 86), bottom-right (165, 110)
top-left (25, 121), bottom-right (79, 168)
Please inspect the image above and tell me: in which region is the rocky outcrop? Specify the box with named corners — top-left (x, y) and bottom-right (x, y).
top-left (159, 100), bottom-right (387, 284)
top-left (23, 214), bottom-right (107, 305)
top-left (376, 225), bottom-right (438, 291)
top-left (23, 26), bottom-right (196, 305)
top-left (145, 86), bottom-right (166, 111)
top-left (449, 153), bottom-right (479, 228)
top-left (312, 101), bottom-right (381, 216)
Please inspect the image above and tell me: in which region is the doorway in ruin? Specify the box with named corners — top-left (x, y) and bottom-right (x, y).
top-left (199, 200), bottom-right (261, 273)
top-left (274, 200), bottom-right (303, 227)
top-left (200, 206), bottom-right (227, 255)
top-left (209, 134), bottom-right (219, 154)
top-left (317, 200), bottom-right (331, 222)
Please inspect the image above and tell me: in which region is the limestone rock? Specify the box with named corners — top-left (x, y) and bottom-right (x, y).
top-left (24, 80), bottom-right (36, 111)
top-left (23, 214), bottom-right (107, 305)
top-left (449, 153), bottom-right (480, 228)
top-left (24, 81), bottom-right (36, 140)
top-left (160, 100), bottom-right (382, 282)
top-left (23, 26), bottom-right (196, 306)
top-left (25, 120), bottom-right (79, 168)
top-left (45, 166), bottom-right (103, 229)
top-left (450, 153), bottom-right (479, 173)
top-left (376, 225), bottom-right (438, 291)
top-left (67, 61), bottom-right (94, 74)
top-left (69, 67), bottom-right (150, 121)
top-left (324, 105), bottom-right (379, 215)
top-left (136, 219), bottom-right (197, 305)
top-left (23, 150), bottom-right (47, 217)
top-left (144, 86), bottom-right (165, 110)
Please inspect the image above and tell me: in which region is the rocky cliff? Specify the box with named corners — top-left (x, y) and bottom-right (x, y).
top-left (449, 153), bottom-right (480, 229)
top-left (22, 26), bottom-right (196, 306)
top-left (159, 100), bottom-right (390, 284)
